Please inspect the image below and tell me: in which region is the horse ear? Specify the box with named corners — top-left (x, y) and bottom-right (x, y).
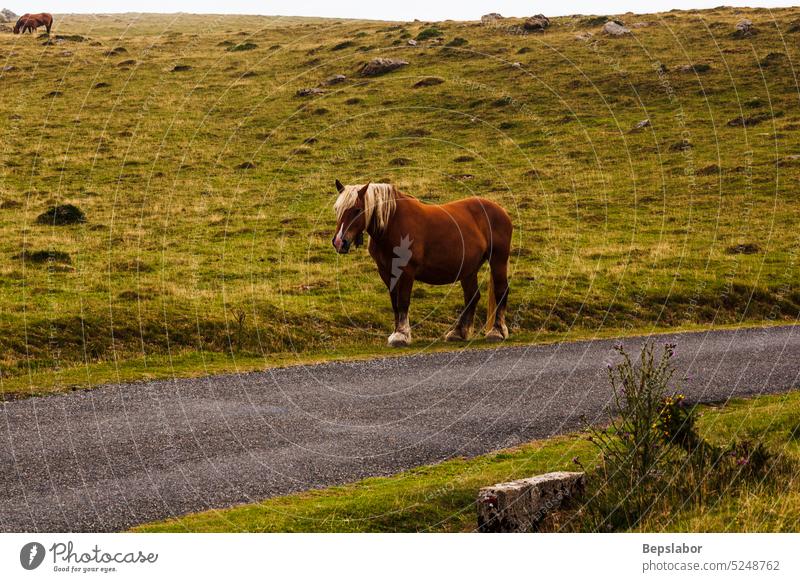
top-left (358, 182), bottom-right (370, 198)
top-left (335, 179), bottom-right (344, 194)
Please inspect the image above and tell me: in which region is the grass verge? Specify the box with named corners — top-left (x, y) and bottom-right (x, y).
top-left (2, 320), bottom-right (789, 399)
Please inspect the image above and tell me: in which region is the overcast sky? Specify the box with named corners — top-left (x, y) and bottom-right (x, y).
top-left (4, 1), bottom-right (795, 21)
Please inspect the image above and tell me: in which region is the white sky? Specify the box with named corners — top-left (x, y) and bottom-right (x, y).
top-left (4, 1), bottom-right (796, 21)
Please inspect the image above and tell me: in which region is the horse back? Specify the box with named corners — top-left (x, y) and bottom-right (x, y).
top-left (442, 196), bottom-right (512, 246)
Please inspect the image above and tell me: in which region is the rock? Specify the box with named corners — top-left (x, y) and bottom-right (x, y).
top-left (296, 87), bottom-right (325, 97)
top-left (603, 21), bottom-right (631, 36)
top-left (324, 74), bottom-right (347, 85)
top-left (358, 57), bottom-right (408, 77)
top-left (523, 14), bottom-right (550, 32)
top-left (734, 19), bottom-right (755, 38)
top-left (481, 13), bottom-right (503, 24)
top-left (575, 31), bottom-right (594, 41)
top-left (631, 22), bottom-right (651, 28)
top-left (35, 204), bottom-right (86, 226)
top-left (726, 243), bottom-right (760, 255)
top-left (1, 8), bottom-right (18, 22)
top-left (676, 63), bottom-right (711, 73)
top-left (512, 62), bottom-right (522, 68)
top-left (412, 76), bottom-right (444, 88)
top-left (407, 39), bottom-right (417, 46)
top-left (630, 119), bottom-right (651, 132)
top-left (477, 472), bottom-right (585, 533)
top-left (171, 64), bottom-right (191, 72)
top-left (669, 139), bottom-right (692, 151)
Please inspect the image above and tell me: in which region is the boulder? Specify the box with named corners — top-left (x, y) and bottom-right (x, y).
top-left (1, 8), bottom-right (18, 22)
top-left (477, 472), bottom-right (585, 533)
top-left (676, 63), bottom-right (711, 73)
top-left (523, 14), bottom-right (550, 32)
top-left (296, 87), bottom-right (325, 97)
top-left (323, 74), bottom-right (347, 86)
top-left (407, 39), bottom-right (417, 46)
top-left (603, 21), bottom-right (631, 36)
top-left (412, 76), bottom-right (444, 88)
top-left (734, 19), bottom-right (756, 38)
top-left (359, 57), bottom-right (408, 77)
top-left (480, 13), bottom-right (503, 24)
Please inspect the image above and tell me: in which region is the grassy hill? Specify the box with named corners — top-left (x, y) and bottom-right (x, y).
top-left (1, 8), bottom-right (799, 388)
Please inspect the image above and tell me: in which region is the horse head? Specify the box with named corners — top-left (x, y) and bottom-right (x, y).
top-left (13, 14), bottom-right (30, 34)
top-left (332, 180), bottom-right (368, 254)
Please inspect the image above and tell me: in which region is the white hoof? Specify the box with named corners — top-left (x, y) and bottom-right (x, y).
top-left (388, 331), bottom-right (411, 347)
top-left (485, 326), bottom-right (508, 342)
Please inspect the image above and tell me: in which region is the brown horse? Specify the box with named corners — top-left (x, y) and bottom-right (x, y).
top-left (13, 13), bottom-right (53, 34)
top-left (332, 181), bottom-right (512, 346)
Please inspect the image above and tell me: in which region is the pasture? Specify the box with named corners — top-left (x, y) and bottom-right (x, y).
top-left (1, 8), bottom-right (799, 389)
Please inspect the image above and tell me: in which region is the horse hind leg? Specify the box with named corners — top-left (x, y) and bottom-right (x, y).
top-left (446, 273), bottom-right (480, 341)
top-left (484, 251), bottom-right (510, 342)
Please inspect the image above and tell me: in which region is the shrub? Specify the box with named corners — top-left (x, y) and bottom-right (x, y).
top-left (576, 341), bottom-right (785, 531)
top-left (331, 40), bottom-right (355, 51)
top-left (36, 204), bottom-right (85, 226)
top-left (227, 42), bottom-right (258, 52)
top-left (416, 28), bottom-right (443, 41)
top-left (446, 37), bottom-right (468, 47)
top-left (14, 249), bottom-right (72, 264)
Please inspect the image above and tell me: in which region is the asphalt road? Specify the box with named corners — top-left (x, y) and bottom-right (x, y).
top-left (1, 325), bottom-right (799, 532)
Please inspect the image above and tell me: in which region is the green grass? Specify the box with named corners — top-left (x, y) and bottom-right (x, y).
top-left (1, 8), bottom-right (799, 388)
top-left (0, 320), bottom-right (785, 399)
top-left (133, 389), bottom-right (800, 532)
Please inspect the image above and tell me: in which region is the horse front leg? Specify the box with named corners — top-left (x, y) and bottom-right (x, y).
top-left (387, 270), bottom-right (414, 347)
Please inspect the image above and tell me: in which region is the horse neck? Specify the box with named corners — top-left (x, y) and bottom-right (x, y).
top-left (366, 189), bottom-right (409, 240)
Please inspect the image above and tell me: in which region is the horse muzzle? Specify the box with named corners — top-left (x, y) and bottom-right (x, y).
top-left (332, 236), bottom-right (351, 254)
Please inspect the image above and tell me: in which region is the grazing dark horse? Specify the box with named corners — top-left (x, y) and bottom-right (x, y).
top-left (13, 13), bottom-right (53, 35)
top-left (332, 181), bottom-right (512, 347)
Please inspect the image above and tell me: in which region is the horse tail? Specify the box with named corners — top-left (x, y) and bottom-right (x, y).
top-left (484, 271), bottom-right (496, 334)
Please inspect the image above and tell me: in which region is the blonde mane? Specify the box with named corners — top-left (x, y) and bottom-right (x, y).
top-left (333, 183), bottom-right (398, 233)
